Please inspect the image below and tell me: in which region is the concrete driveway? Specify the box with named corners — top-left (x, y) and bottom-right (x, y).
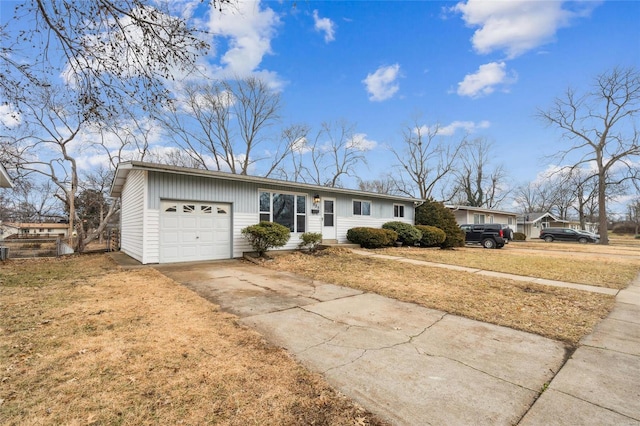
top-left (155, 260), bottom-right (568, 426)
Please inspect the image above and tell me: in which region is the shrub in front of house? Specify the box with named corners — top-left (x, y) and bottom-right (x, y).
top-left (298, 232), bottom-right (323, 252)
top-left (241, 221), bottom-right (291, 257)
top-left (382, 221), bottom-right (423, 246)
top-left (415, 200), bottom-right (465, 249)
top-left (415, 225), bottom-right (446, 247)
top-left (514, 232), bottom-right (527, 241)
top-left (347, 227), bottom-right (398, 249)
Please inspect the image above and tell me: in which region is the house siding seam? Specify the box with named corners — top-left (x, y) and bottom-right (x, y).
top-left (120, 170), bottom-right (145, 263)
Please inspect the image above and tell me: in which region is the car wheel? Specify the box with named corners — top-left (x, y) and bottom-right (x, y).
top-left (578, 237), bottom-right (588, 244)
top-left (482, 238), bottom-right (496, 249)
top-left (544, 236), bottom-right (553, 243)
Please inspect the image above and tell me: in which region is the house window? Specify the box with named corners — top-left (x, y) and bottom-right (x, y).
top-left (508, 217), bottom-right (514, 225)
top-left (394, 204), bottom-right (405, 218)
top-left (259, 191), bottom-right (306, 232)
top-left (353, 200), bottom-right (371, 216)
top-left (473, 214), bottom-right (485, 224)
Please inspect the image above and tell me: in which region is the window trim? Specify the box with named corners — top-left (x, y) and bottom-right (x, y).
top-left (353, 199), bottom-right (372, 216)
top-left (259, 189), bottom-right (307, 233)
top-left (393, 204), bottom-right (405, 218)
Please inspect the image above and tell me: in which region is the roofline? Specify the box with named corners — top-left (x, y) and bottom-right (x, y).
top-left (110, 161), bottom-right (423, 203)
top-left (0, 163), bottom-right (13, 189)
top-left (445, 204), bottom-right (518, 216)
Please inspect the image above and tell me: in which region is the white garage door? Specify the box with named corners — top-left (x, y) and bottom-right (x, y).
top-left (160, 201), bottom-right (231, 263)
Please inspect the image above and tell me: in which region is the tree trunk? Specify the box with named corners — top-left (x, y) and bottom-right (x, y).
top-left (597, 174), bottom-right (609, 245)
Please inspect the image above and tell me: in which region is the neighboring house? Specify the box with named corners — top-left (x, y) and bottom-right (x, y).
top-left (0, 222), bottom-right (70, 238)
top-left (516, 212), bottom-right (598, 240)
top-left (109, 161), bottom-right (421, 264)
top-left (0, 163), bottom-right (13, 188)
top-left (446, 205), bottom-right (518, 230)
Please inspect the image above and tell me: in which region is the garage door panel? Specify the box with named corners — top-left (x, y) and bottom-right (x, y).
top-left (160, 201), bottom-right (232, 263)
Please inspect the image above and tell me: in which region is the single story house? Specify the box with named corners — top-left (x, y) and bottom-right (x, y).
top-left (516, 212), bottom-right (598, 240)
top-left (0, 222), bottom-right (70, 239)
top-left (446, 205), bottom-right (518, 229)
top-left (0, 163), bottom-right (13, 188)
top-left (110, 161), bottom-right (421, 264)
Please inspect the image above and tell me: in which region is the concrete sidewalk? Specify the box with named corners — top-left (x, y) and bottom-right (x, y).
top-left (112, 252), bottom-right (640, 425)
top-left (520, 274), bottom-right (640, 425)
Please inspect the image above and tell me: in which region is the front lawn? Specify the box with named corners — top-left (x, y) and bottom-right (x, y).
top-left (267, 248), bottom-right (618, 345)
top-left (0, 255), bottom-right (384, 425)
top-left (375, 245), bottom-right (640, 289)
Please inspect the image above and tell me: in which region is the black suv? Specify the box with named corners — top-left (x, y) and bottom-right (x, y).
top-left (539, 228), bottom-right (598, 243)
top-left (460, 223), bottom-right (507, 249)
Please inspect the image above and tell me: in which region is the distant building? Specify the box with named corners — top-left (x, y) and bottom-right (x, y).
top-left (0, 222), bottom-right (71, 238)
top-left (446, 205), bottom-right (518, 229)
top-left (516, 212), bottom-right (598, 240)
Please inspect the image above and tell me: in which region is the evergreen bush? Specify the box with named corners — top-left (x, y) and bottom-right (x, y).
top-left (347, 227), bottom-right (398, 248)
top-left (298, 232), bottom-right (323, 252)
top-left (513, 232), bottom-right (527, 241)
top-left (415, 225), bottom-right (446, 247)
top-left (241, 221), bottom-right (291, 256)
top-left (382, 221), bottom-right (422, 246)
top-left (415, 200), bottom-right (464, 249)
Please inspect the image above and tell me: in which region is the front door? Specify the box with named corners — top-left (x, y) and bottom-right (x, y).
top-left (322, 198), bottom-right (336, 240)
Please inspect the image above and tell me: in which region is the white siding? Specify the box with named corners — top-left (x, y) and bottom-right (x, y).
top-left (120, 170), bottom-right (146, 262)
top-left (233, 212), bottom-right (257, 257)
top-left (144, 209), bottom-right (160, 263)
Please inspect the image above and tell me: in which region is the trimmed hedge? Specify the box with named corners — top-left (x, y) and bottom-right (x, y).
top-left (241, 221), bottom-right (291, 256)
top-left (382, 221), bottom-right (422, 246)
top-left (347, 227), bottom-right (398, 249)
top-left (415, 225), bottom-right (446, 247)
top-left (513, 232), bottom-right (527, 241)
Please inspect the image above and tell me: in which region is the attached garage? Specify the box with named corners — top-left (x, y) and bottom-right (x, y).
top-left (160, 201), bottom-right (231, 263)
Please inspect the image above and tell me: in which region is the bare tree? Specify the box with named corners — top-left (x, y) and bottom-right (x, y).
top-left (513, 179), bottom-right (561, 214)
top-left (358, 175), bottom-right (399, 195)
top-left (1, 1), bottom-right (227, 251)
top-left (450, 138), bottom-right (508, 208)
top-left (158, 77), bottom-right (287, 175)
top-left (276, 120), bottom-right (368, 187)
top-left (390, 119), bottom-right (466, 199)
top-left (539, 67), bottom-right (640, 244)
top-left (1, 0), bottom-right (231, 118)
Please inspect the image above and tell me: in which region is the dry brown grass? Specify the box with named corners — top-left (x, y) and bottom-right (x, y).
top-left (375, 245), bottom-right (640, 289)
top-left (0, 255), bottom-right (385, 426)
top-left (266, 249), bottom-right (616, 346)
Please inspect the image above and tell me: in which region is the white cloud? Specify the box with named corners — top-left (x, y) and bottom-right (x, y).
top-left (362, 64), bottom-right (401, 102)
top-left (453, 0), bottom-right (599, 58)
top-left (347, 133), bottom-right (377, 151)
top-left (313, 10), bottom-right (335, 43)
top-left (416, 120), bottom-right (490, 137)
top-left (437, 120), bottom-right (491, 136)
top-left (207, 1), bottom-right (280, 77)
top-left (457, 61), bottom-right (516, 98)
top-left (0, 104), bottom-right (21, 128)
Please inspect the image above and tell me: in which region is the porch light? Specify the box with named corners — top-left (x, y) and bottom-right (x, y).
top-left (313, 194), bottom-right (320, 204)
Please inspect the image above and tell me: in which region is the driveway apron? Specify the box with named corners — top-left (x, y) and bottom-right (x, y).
top-left (155, 260), bottom-right (568, 426)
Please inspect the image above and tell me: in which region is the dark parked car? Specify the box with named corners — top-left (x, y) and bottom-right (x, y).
top-left (460, 223), bottom-right (507, 249)
top-left (539, 227), bottom-right (598, 243)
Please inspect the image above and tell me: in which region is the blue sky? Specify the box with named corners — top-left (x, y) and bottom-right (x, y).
top-left (2, 0), bottom-right (639, 210)
top-left (189, 0), bottom-right (640, 198)
top-left (250, 0), bottom-right (638, 183)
